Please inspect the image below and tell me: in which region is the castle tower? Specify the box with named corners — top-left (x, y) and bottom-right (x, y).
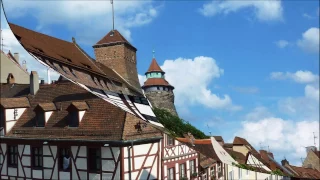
top-left (93, 30), bottom-right (141, 92)
top-left (142, 54), bottom-right (178, 116)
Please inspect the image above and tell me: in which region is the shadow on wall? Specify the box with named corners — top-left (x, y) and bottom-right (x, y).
top-left (140, 169), bottom-right (157, 180)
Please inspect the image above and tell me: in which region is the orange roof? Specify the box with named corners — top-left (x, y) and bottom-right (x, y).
top-left (94, 30), bottom-right (135, 50)
top-left (146, 58), bottom-right (164, 74)
top-left (142, 78), bottom-right (173, 88)
top-left (176, 138), bottom-right (211, 145)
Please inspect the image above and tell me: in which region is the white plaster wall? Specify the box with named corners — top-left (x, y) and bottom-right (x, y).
top-left (89, 173), bottom-right (100, 180)
top-left (45, 111), bottom-right (53, 123)
top-left (23, 145), bottom-right (30, 155)
top-left (43, 145), bottom-right (51, 156)
top-left (44, 169), bottom-right (52, 179)
top-left (60, 171), bottom-right (70, 180)
top-left (133, 144), bottom-right (151, 156)
top-left (76, 157), bottom-right (87, 170)
top-left (8, 167), bottom-right (17, 176)
top-left (43, 157), bottom-right (54, 168)
top-left (5, 108), bottom-right (25, 121)
top-left (102, 160), bottom-right (115, 171)
top-left (72, 160), bottom-right (79, 180)
top-left (247, 154), bottom-right (271, 172)
top-left (24, 167), bottom-right (31, 178)
top-left (79, 111), bottom-right (85, 122)
top-left (32, 170), bottom-right (42, 179)
top-left (78, 146), bottom-right (86, 157)
top-left (79, 171), bottom-right (87, 180)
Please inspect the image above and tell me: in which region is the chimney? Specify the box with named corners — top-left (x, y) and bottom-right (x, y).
top-left (30, 71), bottom-right (39, 95)
top-left (267, 152), bottom-right (274, 159)
top-left (40, 79), bottom-right (45, 84)
top-left (6, 73), bottom-right (15, 84)
top-left (259, 150), bottom-right (269, 161)
top-left (14, 52), bottom-right (19, 64)
top-left (281, 159), bottom-right (289, 166)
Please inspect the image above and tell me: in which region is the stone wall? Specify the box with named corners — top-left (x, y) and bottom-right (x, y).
top-left (302, 150), bottom-right (320, 171)
top-left (145, 91), bottom-right (178, 116)
top-left (94, 44), bottom-right (141, 91)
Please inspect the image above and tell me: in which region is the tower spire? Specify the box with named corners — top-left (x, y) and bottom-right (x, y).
top-left (152, 49), bottom-right (155, 58)
top-left (313, 132), bottom-right (318, 147)
top-left (110, 0), bottom-right (115, 32)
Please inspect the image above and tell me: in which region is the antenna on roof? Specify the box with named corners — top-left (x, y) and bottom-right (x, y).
top-left (268, 145), bottom-right (270, 152)
top-left (110, 0), bottom-right (115, 34)
top-left (1, 29), bottom-right (4, 52)
top-left (313, 132), bottom-right (318, 147)
top-left (206, 124), bottom-right (211, 136)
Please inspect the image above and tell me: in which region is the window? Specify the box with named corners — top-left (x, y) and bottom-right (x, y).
top-left (32, 147), bottom-right (43, 168)
top-left (8, 145), bottom-right (18, 167)
top-left (179, 163), bottom-right (186, 178)
top-left (69, 111), bottom-right (79, 127)
top-left (0, 107), bottom-right (4, 128)
top-left (59, 147), bottom-right (71, 171)
top-left (167, 136), bottom-right (174, 146)
top-left (157, 87), bottom-right (160, 90)
top-left (202, 174), bottom-right (207, 180)
top-left (167, 167), bottom-right (175, 180)
top-left (35, 112), bottom-right (45, 127)
top-left (13, 109), bottom-right (18, 120)
top-left (189, 160), bottom-right (196, 175)
top-left (210, 167), bottom-right (215, 177)
top-left (218, 163), bottom-right (221, 172)
top-left (88, 148), bottom-right (101, 171)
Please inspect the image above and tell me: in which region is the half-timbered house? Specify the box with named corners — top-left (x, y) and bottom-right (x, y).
top-left (0, 22), bottom-right (166, 180)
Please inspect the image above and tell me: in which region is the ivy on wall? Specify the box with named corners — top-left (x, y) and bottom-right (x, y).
top-left (153, 108), bottom-right (208, 139)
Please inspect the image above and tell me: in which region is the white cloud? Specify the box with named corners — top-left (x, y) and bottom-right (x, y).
top-left (2, 0), bottom-right (159, 44)
top-left (199, 0), bottom-right (283, 22)
top-left (297, 27), bottom-right (320, 53)
top-left (141, 56), bottom-right (240, 111)
top-left (275, 40), bottom-right (289, 48)
top-left (302, 13), bottom-right (314, 19)
top-left (138, 74), bottom-right (147, 86)
top-left (1, 6), bottom-right (60, 83)
top-left (237, 116), bottom-right (319, 162)
top-left (270, 70), bottom-right (319, 84)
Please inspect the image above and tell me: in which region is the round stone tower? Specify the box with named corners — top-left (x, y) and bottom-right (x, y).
top-left (142, 54), bottom-right (178, 116)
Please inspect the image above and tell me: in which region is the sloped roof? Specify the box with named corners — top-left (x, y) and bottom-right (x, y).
top-left (225, 149), bottom-right (246, 164)
top-left (142, 78), bottom-right (174, 88)
top-left (36, 103), bottom-right (57, 111)
top-left (93, 30), bottom-right (136, 50)
top-left (8, 23), bottom-right (140, 95)
top-left (213, 136), bottom-right (224, 142)
top-left (288, 165), bottom-right (320, 179)
top-left (0, 83), bottom-right (30, 98)
top-left (146, 58), bottom-right (164, 74)
top-left (6, 81), bottom-right (162, 141)
top-left (0, 97), bottom-right (30, 108)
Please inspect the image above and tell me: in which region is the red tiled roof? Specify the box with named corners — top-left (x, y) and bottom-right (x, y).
top-left (9, 23), bottom-right (103, 74)
top-left (6, 81), bottom-right (161, 141)
top-left (288, 165), bottom-right (320, 179)
top-left (94, 30), bottom-right (135, 50)
top-left (70, 101), bottom-right (89, 111)
top-left (1, 97), bottom-right (30, 108)
top-left (37, 103), bottom-right (57, 111)
top-left (213, 136), bottom-right (224, 142)
top-left (8, 23), bottom-right (141, 96)
top-left (146, 58), bottom-right (164, 74)
top-left (142, 78), bottom-right (173, 88)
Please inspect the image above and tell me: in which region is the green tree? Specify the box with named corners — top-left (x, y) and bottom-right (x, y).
top-left (153, 108), bottom-right (208, 139)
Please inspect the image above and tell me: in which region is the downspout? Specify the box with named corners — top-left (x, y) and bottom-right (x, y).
top-left (128, 141), bottom-right (134, 180)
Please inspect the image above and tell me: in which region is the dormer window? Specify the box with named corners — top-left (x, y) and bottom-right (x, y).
top-left (34, 103), bottom-right (57, 127)
top-left (35, 112), bottom-right (45, 127)
top-left (67, 102), bottom-right (89, 128)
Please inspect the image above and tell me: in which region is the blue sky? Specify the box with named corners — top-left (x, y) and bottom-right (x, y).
top-left (1, 0), bottom-right (319, 165)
